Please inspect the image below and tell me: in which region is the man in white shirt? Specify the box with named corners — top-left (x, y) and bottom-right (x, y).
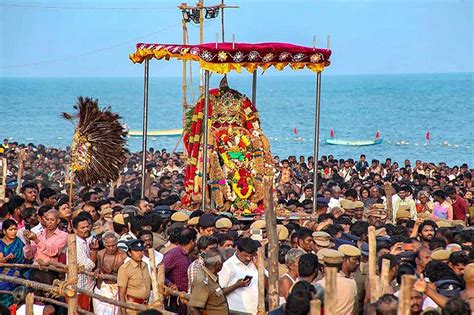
top-left (70, 213), bottom-right (97, 311)
top-left (392, 185), bottom-right (417, 219)
top-left (218, 237), bottom-right (259, 314)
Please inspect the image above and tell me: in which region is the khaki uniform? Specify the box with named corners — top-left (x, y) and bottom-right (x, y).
top-left (188, 266), bottom-right (229, 315)
top-left (117, 259), bottom-right (152, 315)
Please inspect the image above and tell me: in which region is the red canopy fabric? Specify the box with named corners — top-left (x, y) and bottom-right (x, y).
top-left (130, 42), bottom-right (331, 74)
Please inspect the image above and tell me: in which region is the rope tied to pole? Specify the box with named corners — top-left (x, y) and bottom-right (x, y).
top-left (52, 278), bottom-right (76, 298)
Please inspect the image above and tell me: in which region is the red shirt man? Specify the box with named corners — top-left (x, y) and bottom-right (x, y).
top-left (447, 187), bottom-right (469, 221)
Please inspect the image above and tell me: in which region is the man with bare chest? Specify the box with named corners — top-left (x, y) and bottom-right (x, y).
top-left (93, 231), bottom-right (127, 315)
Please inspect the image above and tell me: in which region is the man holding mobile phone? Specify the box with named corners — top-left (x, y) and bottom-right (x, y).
top-left (218, 237), bottom-right (259, 314)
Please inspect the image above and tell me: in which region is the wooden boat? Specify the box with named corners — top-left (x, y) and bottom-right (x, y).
top-left (325, 138), bottom-right (383, 146)
top-left (128, 129), bottom-right (183, 137)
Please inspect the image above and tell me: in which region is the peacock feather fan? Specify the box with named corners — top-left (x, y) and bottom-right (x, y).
top-left (62, 96), bottom-right (128, 186)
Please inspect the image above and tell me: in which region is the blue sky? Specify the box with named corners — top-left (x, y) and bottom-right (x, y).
top-left (0, 0), bottom-right (472, 77)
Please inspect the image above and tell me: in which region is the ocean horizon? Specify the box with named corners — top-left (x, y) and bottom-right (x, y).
top-left (1, 72), bottom-right (473, 165)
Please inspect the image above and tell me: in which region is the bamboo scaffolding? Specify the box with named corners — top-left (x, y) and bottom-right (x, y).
top-left (384, 182), bottom-right (394, 222)
top-left (380, 258), bottom-right (391, 295)
top-left (26, 292), bottom-right (34, 315)
top-left (0, 157), bottom-right (7, 200)
top-left (16, 149), bottom-right (26, 195)
top-left (67, 234), bottom-right (78, 315)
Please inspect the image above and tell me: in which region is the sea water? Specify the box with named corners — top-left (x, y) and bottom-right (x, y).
top-left (0, 73), bottom-right (472, 165)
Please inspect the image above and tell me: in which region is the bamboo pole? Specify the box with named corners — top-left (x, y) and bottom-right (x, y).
top-left (157, 263), bottom-right (165, 310)
top-left (397, 275), bottom-right (417, 315)
top-left (0, 290), bottom-right (94, 315)
top-left (198, 0), bottom-right (204, 95)
top-left (310, 299), bottom-right (321, 315)
top-left (26, 292), bottom-right (34, 315)
top-left (0, 262), bottom-right (116, 281)
top-left (324, 267), bottom-right (337, 315)
top-left (380, 258), bottom-right (391, 295)
top-left (264, 176), bottom-right (279, 310)
top-left (181, 7), bottom-right (188, 130)
top-left (384, 182), bottom-right (394, 222)
top-left (0, 157), bottom-right (7, 200)
top-left (69, 173), bottom-right (75, 207)
top-left (67, 234), bottom-right (78, 315)
top-left (0, 274), bottom-right (75, 297)
top-left (257, 246), bottom-right (265, 315)
top-left (149, 249), bottom-right (159, 306)
top-left (16, 149), bottom-right (26, 195)
top-left (0, 274), bottom-right (176, 314)
top-left (368, 226), bottom-right (378, 302)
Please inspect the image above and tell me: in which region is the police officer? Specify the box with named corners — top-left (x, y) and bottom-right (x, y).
top-left (188, 248), bottom-right (229, 315)
top-left (117, 239), bottom-right (152, 315)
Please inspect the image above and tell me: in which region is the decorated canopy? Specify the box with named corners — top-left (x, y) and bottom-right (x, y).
top-left (129, 42), bottom-right (331, 74)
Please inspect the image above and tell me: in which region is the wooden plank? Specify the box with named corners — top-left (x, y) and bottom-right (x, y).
top-left (368, 226), bottom-right (378, 302)
top-left (148, 248), bottom-right (159, 307)
top-left (67, 234), bottom-right (78, 315)
top-left (264, 176), bottom-right (279, 310)
top-left (397, 275), bottom-right (417, 315)
top-left (257, 246), bottom-right (265, 315)
top-left (380, 258), bottom-right (391, 294)
top-left (310, 299), bottom-right (321, 315)
top-left (324, 267), bottom-right (337, 315)
top-left (0, 157), bottom-right (7, 200)
top-left (26, 292), bottom-right (34, 315)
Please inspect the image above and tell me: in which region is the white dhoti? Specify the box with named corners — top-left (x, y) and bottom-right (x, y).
top-left (93, 283), bottom-right (119, 315)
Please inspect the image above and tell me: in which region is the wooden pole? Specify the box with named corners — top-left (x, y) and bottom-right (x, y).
top-left (69, 173), bottom-right (75, 207)
top-left (181, 8), bottom-right (188, 130)
top-left (310, 299), bottom-right (321, 315)
top-left (0, 157), bottom-right (7, 200)
top-left (384, 182), bottom-right (394, 222)
top-left (157, 263), bottom-right (165, 310)
top-left (368, 226), bottom-right (378, 302)
top-left (397, 275), bottom-right (417, 315)
top-left (0, 274), bottom-right (75, 297)
top-left (16, 149), bottom-right (26, 195)
top-left (264, 176), bottom-right (279, 310)
top-left (148, 249), bottom-right (159, 306)
top-left (380, 258), bottom-right (391, 295)
top-left (67, 234), bottom-right (78, 315)
top-left (257, 246), bottom-right (265, 315)
top-left (26, 292), bottom-right (34, 315)
top-left (324, 267), bottom-right (337, 315)
top-left (198, 0), bottom-right (204, 95)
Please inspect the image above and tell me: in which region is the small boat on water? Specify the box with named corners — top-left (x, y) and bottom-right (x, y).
top-left (128, 129), bottom-right (183, 137)
top-left (325, 138), bottom-right (383, 146)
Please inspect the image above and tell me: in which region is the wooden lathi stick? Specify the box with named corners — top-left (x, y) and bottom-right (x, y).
top-left (16, 149), bottom-right (26, 195)
top-left (148, 249), bottom-right (159, 306)
top-left (67, 234), bottom-right (78, 315)
top-left (310, 299), bottom-right (321, 315)
top-left (26, 292), bottom-right (34, 315)
top-left (264, 176), bottom-right (279, 310)
top-left (257, 246), bottom-right (265, 315)
top-left (0, 157), bottom-right (7, 200)
top-left (368, 226), bottom-right (378, 302)
top-left (384, 182), bottom-right (394, 222)
top-left (156, 264), bottom-right (165, 310)
top-left (324, 267), bottom-right (337, 315)
top-left (397, 275), bottom-right (417, 315)
top-left (380, 258), bottom-right (391, 295)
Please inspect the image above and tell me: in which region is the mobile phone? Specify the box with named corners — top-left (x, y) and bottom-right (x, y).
top-left (243, 275), bottom-right (253, 282)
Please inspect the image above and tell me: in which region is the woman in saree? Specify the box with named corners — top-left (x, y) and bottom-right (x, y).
top-left (0, 219), bottom-right (28, 307)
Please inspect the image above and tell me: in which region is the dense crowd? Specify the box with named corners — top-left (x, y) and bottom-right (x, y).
top-left (0, 138), bottom-right (473, 315)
